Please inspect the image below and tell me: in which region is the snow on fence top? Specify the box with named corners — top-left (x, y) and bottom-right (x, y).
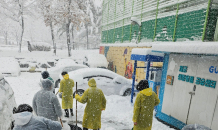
top-left (131, 48), bottom-right (164, 57)
top-left (152, 42), bottom-right (218, 55)
top-left (99, 42), bottom-right (152, 47)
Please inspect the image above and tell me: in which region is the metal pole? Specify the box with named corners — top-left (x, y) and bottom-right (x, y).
top-left (129, 0), bottom-right (135, 42)
top-left (146, 61), bottom-right (150, 80)
top-left (113, 0), bottom-right (117, 43)
top-left (202, 0), bottom-right (212, 41)
top-left (121, 0), bottom-right (126, 43)
top-left (138, 0), bottom-right (145, 42)
top-left (153, 0), bottom-right (160, 42)
top-left (131, 60), bottom-right (137, 104)
top-left (173, 1), bottom-right (179, 42)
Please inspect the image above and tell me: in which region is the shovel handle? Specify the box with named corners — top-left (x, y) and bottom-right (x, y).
top-left (55, 91), bottom-right (59, 95)
top-left (60, 118), bottom-right (63, 127)
top-left (76, 82), bottom-right (77, 125)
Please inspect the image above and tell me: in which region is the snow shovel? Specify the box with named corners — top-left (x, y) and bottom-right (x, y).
top-left (69, 82), bottom-right (82, 130)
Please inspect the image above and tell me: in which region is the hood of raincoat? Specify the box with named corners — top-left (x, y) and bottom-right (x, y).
top-left (13, 112), bottom-right (32, 126)
top-left (140, 88), bottom-right (152, 96)
top-left (88, 78), bottom-right (96, 87)
top-left (64, 74), bottom-right (69, 80)
top-left (41, 79), bottom-right (53, 91)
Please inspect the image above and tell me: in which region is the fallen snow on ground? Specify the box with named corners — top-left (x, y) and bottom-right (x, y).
top-left (6, 72), bottom-right (175, 130)
top-left (0, 45), bottom-right (99, 64)
top-left (2, 47), bottom-right (175, 129)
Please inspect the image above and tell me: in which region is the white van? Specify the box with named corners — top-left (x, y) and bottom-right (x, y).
top-left (0, 72), bottom-right (17, 129)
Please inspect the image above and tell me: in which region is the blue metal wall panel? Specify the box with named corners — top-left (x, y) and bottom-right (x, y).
top-left (156, 112), bottom-right (186, 129)
top-left (155, 53), bottom-right (186, 129)
top-left (157, 54), bottom-right (169, 112)
top-left (131, 54), bottom-right (164, 62)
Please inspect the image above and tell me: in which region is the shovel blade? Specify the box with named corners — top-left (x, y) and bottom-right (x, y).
top-left (68, 124), bottom-right (82, 130)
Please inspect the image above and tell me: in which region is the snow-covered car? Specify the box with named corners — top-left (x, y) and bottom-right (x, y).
top-left (0, 57), bottom-right (21, 77)
top-left (19, 58), bottom-right (57, 72)
top-left (83, 54), bottom-right (108, 68)
top-left (58, 68), bottom-right (134, 97)
top-left (0, 72), bottom-right (17, 129)
top-left (48, 59), bottom-right (88, 88)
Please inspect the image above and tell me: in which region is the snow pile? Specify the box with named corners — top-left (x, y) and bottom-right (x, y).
top-left (131, 48), bottom-right (164, 57)
top-left (152, 42), bottom-right (218, 55)
top-left (0, 57), bottom-right (20, 76)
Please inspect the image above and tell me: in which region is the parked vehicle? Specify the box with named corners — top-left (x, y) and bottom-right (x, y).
top-left (0, 72), bottom-right (17, 129)
top-left (18, 58), bottom-right (58, 72)
top-left (0, 57), bottom-right (21, 77)
top-left (83, 54), bottom-right (108, 68)
top-left (58, 68), bottom-right (135, 98)
top-left (48, 59), bottom-right (88, 88)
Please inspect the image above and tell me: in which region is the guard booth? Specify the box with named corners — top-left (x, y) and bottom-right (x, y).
top-left (130, 48), bottom-right (164, 104)
top-left (152, 42), bottom-right (218, 130)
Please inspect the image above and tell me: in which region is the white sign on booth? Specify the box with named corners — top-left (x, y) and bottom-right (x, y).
top-left (162, 54), bottom-right (218, 129)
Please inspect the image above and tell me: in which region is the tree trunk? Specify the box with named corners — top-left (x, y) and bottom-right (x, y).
top-left (50, 22), bottom-right (56, 55)
top-left (71, 25), bottom-right (74, 50)
top-left (66, 22), bottom-right (71, 57)
top-left (66, 0), bottom-right (71, 57)
top-left (4, 31), bottom-right (8, 45)
top-left (18, 0), bottom-right (24, 53)
top-left (85, 24), bottom-right (88, 50)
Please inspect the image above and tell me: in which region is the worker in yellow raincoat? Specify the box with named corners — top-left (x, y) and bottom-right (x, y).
top-left (59, 71), bottom-right (74, 117)
top-left (75, 78), bottom-right (106, 130)
top-left (133, 80), bottom-right (160, 130)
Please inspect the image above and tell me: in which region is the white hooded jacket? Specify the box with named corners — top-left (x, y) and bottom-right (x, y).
top-left (13, 112), bottom-right (62, 130)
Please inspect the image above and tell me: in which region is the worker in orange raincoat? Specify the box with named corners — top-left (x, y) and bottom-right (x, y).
top-left (133, 80), bottom-right (160, 130)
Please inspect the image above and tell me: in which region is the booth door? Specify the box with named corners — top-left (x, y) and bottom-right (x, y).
top-left (187, 56), bottom-right (218, 128)
top-left (169, 54), bottom-right (199, 123)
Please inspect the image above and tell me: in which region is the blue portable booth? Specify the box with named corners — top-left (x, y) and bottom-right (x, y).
top-left (130, 48), bottom-right (164, 104)
top-left (152, 42), bottom-right (218, 130)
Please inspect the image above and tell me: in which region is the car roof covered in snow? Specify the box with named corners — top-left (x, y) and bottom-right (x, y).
top-left (59, 68), bottom-right (130, 85)
top-left (152, 42), bottom-right (218, 55)
top-left (85, 54), bottom-right (108, 67)
top-left (56, 59), bottom-right (76, 67)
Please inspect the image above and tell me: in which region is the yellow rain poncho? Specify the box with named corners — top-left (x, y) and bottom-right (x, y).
top-left (75, 78), bottom-right (106, 129)
top-left (59, 74), bottom-right (74, 109)
top-left (133, 88), bottom-right (160, 130)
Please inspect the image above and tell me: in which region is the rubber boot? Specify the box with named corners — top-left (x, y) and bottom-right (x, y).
top-left (70, 109), bottom-right (74, 116)
top-left (64, 109), bottom-right (69, 118)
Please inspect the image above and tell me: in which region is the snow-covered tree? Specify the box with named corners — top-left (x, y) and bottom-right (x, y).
top-left (54, 0), bottom-right (89, 56)
top-left (76, 0), bottom-right (102, 49)
top-left (0, 0), bottom-right (33, 52)
top-left (37, 0), bottom-right (58, 55)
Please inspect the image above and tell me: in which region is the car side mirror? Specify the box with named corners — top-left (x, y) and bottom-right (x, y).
top-left (0, 79), bottom-right (5, 86)
top-left (112, 78), bottom-right (121, 84)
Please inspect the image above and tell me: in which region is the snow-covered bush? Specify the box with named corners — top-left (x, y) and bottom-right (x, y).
top-left (30, 42), bottom-right (51, 51)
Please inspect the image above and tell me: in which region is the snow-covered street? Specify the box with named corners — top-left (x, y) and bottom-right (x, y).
top-left (0, 46), bottom-right (174, 129)
top-left (5, 65), bottom-right (175, 130)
